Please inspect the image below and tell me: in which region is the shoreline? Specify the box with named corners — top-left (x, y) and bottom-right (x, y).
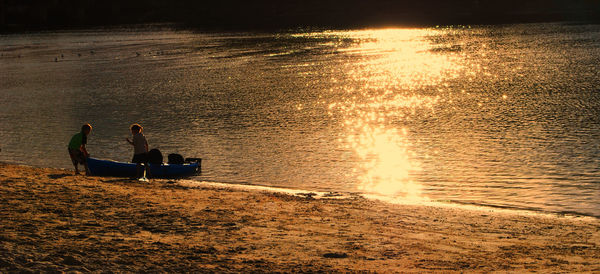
top-left (7, 160), bottom-right (596, 221)
top-left (1, 163), bottom-right (599, 272)
top-left (183, 179), bottom-right (600, 221)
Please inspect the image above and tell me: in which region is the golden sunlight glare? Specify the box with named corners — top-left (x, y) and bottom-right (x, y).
top-left (325, 28), bottom-right (465, 199)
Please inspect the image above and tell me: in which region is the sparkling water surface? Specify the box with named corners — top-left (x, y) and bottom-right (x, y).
top-left (1, 23), bottom-right (599, 217)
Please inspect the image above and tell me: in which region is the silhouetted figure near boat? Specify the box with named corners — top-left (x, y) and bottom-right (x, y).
top-left (126, 123), bottom-right (150, 179)
top-left (68, 124), bottom-right (92, 175)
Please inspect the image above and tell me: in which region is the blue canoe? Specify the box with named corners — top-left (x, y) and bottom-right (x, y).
top-left (87, 157), bottom-right (200, 178)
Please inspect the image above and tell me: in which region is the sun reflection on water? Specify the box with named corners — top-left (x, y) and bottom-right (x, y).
top-left (319, 28), bottom-right (464, 199)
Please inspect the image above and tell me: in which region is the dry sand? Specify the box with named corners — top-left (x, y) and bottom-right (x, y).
top-left (1, 163), bottom-right (599, 272)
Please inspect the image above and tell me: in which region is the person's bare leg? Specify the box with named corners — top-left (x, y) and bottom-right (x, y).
top-left (74, 164), bottom-right (80, 175)
top-left (145, 164), bottom-right (151, 178)
top-left (83, 162), bottom-right (90, 176)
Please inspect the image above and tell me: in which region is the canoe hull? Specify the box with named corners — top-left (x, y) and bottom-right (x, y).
top-left (87, 157), bottom-right (200, 178)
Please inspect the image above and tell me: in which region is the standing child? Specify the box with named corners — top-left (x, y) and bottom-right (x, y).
top-left (126, 123), bottom-right (150, 179)
top-left (68, 124), bottom-right (92, 175)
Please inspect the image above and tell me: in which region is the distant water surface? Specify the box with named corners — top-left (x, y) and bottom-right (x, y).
top-left (1, 23), bottom-right (599, 217)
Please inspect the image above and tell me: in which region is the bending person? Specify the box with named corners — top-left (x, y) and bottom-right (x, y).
top-left (68, 124), bottom-right (92, 175)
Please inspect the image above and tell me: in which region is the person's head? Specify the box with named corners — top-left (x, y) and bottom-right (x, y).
top-left (81, 124), bottom-right (92, 135)
top-left (130, 124), bottom-right (142, 135)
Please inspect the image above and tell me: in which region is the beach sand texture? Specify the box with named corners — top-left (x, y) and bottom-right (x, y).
top-left (1, 163), bottom-right (599, 272)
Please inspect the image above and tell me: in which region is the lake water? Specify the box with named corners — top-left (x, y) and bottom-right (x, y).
top-left (1, 23), bottom-right (599, 218)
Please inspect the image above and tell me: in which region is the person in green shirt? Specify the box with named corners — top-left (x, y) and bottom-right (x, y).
top-left (68, 124), bottom-right (92, 175)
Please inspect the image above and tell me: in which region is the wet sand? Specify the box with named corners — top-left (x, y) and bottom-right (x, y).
top-left (1, 163), bottom-right (599, 272)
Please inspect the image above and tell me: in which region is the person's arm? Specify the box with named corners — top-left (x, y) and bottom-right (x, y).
top-left (126, 138), bottom-right (133, 146)
top-left (80, 145), bottom-right (89, 158)
top-left (144, 140), bottom-right (149, 153)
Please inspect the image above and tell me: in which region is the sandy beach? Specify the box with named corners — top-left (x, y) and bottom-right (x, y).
top-left (0, 163), bottom-right (599, 272)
